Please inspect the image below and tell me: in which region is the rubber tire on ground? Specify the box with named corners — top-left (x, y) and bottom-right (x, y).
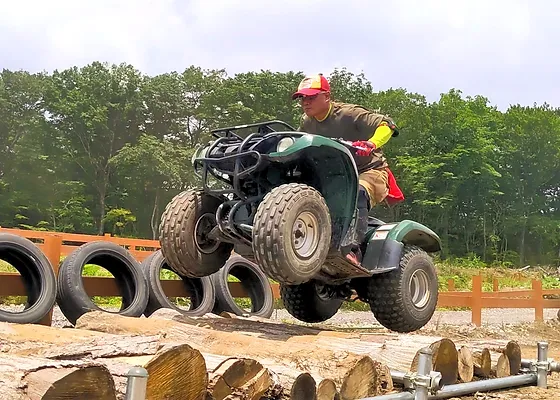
top-left (210, 254), bottom-right (274, 318)
top-left (0, 233), bottom-right (57, 324)
top-left (252, 183), bottom-right (332, 285)
top-left (366, 244), bottom-right (439, 333)
top-left (141, 249), bottom-right (215, 317)
top-left (56, 241), bottom-right (149, 325)
top-left (280, 280), bottom-right (343, 323)
top-left (159, 189), bottom-right (234, 278)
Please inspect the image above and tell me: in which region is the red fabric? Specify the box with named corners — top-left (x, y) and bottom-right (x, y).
top-left (385, 168), bottom-right (405, 206)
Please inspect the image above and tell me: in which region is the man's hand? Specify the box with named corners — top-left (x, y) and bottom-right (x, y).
top-left (352, 140), bottom-right (376, 156)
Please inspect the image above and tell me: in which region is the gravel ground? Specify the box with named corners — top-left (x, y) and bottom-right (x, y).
top-left (2, 304), bottom-right (556, 330)
top-left (269, 307), bottom-right (560, 329)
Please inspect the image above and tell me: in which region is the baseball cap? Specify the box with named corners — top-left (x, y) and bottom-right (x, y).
top-left (291, 73), bottom-right (330, 99)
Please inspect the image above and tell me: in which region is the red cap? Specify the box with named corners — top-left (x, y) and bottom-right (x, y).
top-left (291, 74), bottom-right (330, 99)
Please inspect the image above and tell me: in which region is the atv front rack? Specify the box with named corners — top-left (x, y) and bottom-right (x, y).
top-left (193, 122), bottom-right (303, 200)
top-left (210, 120), bottom-right (296, 140)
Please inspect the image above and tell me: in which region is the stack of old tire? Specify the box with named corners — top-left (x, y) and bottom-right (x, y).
top-left (0, 232), bottom-right (274, 325)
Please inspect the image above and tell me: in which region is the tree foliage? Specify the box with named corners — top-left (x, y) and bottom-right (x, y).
top-left (1, 63), bottom-right (559, 266)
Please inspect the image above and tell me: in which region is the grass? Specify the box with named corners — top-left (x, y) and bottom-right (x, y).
top-left (1, 254), bottom-right (559, 312)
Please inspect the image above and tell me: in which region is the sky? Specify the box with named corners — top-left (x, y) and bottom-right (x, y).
top-left (1, 0), bottom-right (558, 110)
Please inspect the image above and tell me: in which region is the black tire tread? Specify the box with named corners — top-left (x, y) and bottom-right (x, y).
top-left (252, 183), bottom-right (331, 284)
top-left (366, 245), bottom-right (438, 333)
top-left (159, 189), bottom-right (233, 278)
top-left (280, 281), bottom-right (342, 323)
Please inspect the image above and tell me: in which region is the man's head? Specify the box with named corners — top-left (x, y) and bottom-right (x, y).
top-left (292, 73), bottom-right (331, 118)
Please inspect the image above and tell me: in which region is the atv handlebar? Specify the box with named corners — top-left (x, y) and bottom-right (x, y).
top-left (335, 138), bottom-right (370, 153)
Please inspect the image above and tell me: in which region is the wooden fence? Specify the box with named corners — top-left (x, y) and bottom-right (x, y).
top-left (1, 227), bottom-right (559, 327)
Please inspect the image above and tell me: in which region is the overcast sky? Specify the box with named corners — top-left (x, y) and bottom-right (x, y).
top-left (1, 0), bottom-right (557, 110)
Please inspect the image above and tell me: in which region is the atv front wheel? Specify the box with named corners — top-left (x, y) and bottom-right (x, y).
top-left (280, 280), bottom-right (343, 323)
top-left (366, 245), bottom-right (438, 333)
top-left (252, 183), bottom-right (332, 285)
top-left (159, 189), bottom-right (233, 278)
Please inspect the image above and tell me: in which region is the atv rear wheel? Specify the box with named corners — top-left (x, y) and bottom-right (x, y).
top-left (252, 183), bottom-right (332, 285)
top-left (159, 189), bottom-right (233, 278)
top-left (280, 280), bottom-right (343, 323)
top-left (366, 244), bottom-right (438, 333)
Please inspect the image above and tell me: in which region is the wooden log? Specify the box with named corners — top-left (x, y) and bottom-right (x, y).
top-left (316, 379), bottom-right (339, 400)
top-left (493, 353), bottom-right (511, 378)
top-left (103, 343), bottom-right (209, 400)
top-left (410, 338), bottom-right (458, 385)
top-left (0, 353), bottom-right (117, 400)
top-left (501, 340), bottom-right (522, 375)
top-left (472, 348), bottom-right (492, 378)
top-left (457, 345), bottom-right (474, 382)
top-left (208, 357), bottom-right (275, 400)
top-left (32, 334), bottom-right (163, 359)
top-left (339, 355), bottom-right (382, 400)
top-left (378, 364), bottom-right (394, 394)
top-left (74, 311), bottom-right (367, 387)
top-left (290, 373), bottom-right (317, 400)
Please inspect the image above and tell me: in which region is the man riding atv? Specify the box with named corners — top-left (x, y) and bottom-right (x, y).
top-left (292, 73), bottom-right (404, 268)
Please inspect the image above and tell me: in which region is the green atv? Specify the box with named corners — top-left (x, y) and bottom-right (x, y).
top-left (159, 120), bottom-right (441, 333)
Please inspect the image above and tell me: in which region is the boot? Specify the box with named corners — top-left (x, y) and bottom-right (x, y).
top-left (345, 186), bottom-right (370, 267)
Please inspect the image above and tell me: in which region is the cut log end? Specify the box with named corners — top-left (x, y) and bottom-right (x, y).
top-left (411, 338), bottom-right (458, 385)
top-left (472, 348), bottom-right (492, 378)
top-left (504, 340), bottom-right (522, 375)
top-left (209, 357), bottom-right (273, 400)
top-left (290, 373), bottom-right (317, 400)
top-left (40, 366), bottom-right (117, 400)
top-left (0, 354), bottom-right (117, 400)
top-left (457, 345), bottom-right (474, 383)
top-left (316, 379), bottom-right (339, 400)
top-left (143, 343), bottom-right (208, 400)
top-left (340, 355), bottom-right (381, 400)
top-left (493, 353), bottom-right (511, 378)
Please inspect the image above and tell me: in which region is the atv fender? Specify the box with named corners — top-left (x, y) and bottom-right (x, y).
top-left (266, 134), bottom-right (360, 250)
top-left (361, 220), bottom-right (442, 273)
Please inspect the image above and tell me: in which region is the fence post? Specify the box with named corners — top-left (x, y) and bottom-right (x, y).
top-left (447, 279), bottom-right (455, 292)
top-left (471, 275), bottom-right (482, 327)
top-left (532, 280), bottom-right (544, 322)
top-left (493, 278), bottom-right (499, 292)
top-left (38, 234), bottom-right (63, 326)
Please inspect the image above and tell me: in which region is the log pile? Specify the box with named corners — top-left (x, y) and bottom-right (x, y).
top-left (0, 309), bottom-right (526, 399)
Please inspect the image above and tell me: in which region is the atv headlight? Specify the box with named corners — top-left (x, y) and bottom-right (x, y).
top-left (191, 144), bottom-right (210, 165)
top-left (277, 137), bottom-right (295, 152)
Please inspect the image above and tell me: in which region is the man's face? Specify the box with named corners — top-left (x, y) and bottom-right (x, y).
top-left (299, 92), bottom-right (330, 118)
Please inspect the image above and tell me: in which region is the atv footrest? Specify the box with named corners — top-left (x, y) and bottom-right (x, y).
top-left (320, 254), bottom-right (373, 281)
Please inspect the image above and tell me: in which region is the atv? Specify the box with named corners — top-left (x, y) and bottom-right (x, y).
top-left (159, 120), bottom-right (442, 333)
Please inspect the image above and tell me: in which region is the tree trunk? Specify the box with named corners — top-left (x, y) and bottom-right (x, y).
top-left (0, 353), bottom-right (117, 400)
top-left (98, 185), bottom-right (107, 235)
top-left (151, 188), bottom-right (160, 239)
